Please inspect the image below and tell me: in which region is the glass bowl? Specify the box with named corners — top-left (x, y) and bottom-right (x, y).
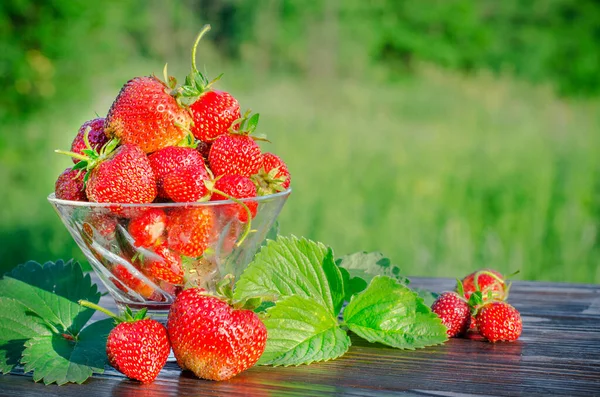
top-left (48, 189), bottom-right (290, 321)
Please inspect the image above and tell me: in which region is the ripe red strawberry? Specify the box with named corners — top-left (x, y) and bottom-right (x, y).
top-left (208, 112), bottom-right (263, 178)
top-left (163, 165), bottom-right (210, 202)
top-left (167, 207), bottom-right (215, 257)
top-left (431, 292), bottom-right (470, 337)
top-left (460, 269), bottom-right (507, 301)
top-left (55, 167), bottom-right (87, 201)
top-left (112, 263), bottom-right (155, 299)
top-left (253, 152), bottom-right (291, 195)
top-left (476, 301), bottom-right (522, 342)
top-left (148, 146), bottom-right (206, 199)
top-left (104, 76), bottom-right (192, 153)
top-left (210, 175), bottom-right (258, 223)
top-left (128, 209), bottom-right (167, 247)
top-left (79, 302), bottom-right (170, 384)
top-left (85, 144), bottom-right (157, 203)
top-left (191, 90), bottom-right (240, 142)
top-left (145, 243), bottom-right (184, 285)
top-left (167, 288), bottom-right (267, 381)
top-left (84, 213), bottom-right (118, 239)
top-left (70, 118), bottom-right (109, 163)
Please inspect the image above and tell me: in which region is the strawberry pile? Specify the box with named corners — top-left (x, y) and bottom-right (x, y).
top-left (53, 25), bottom-right (291, 298)
top-left (431, 269), bottom-right (523, 342)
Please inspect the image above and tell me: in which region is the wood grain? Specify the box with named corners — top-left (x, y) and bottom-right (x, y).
top-left (3, 278), bottom-right (599, 397)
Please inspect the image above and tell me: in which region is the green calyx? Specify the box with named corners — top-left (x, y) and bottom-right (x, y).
top-left (172, 24), bottom-right (222, 107)
top-left (252, 165), bottom-right (288, 196)
top-left (78, 300), bottom-right (148, 325)
top-left (228, 110), bottom-right (268, 141)
top-left (214, 274), bottom-right (277, 311)
top-left (55, 128), bottom-right (119, 184)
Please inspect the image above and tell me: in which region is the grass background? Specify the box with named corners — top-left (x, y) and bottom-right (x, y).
top-left (1, 1), bottom-right (599, 283)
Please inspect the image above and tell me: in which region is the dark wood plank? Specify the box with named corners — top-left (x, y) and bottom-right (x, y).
top-left (3, 278), bottom-right (599, 397)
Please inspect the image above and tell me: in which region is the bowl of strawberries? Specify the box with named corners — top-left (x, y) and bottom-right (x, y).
top-left (48, 26), bottom-right (291, 321)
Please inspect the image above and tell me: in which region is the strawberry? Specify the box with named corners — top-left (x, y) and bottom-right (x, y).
top-left (79, 302), bottom-right (170, 384)
top-left (83, 213), bottom-right (118, 239)
top-left (112, 263), bottom-right (156, 299)
top-left (148, 146), bottom-right (205, 199)
top-left (431, 292), bottom-right (470, 337)
top-left (253, 152), bottom-right (291, 195)
top-left (476, 301), bottom-right (522, 342)
top-left (163, 165), bottom-right (210, 203)
top-left (85, 144), bottom-right (157, 203)
top-left (210, 175), bottom-right (258, 223)
top-left (144, 243), bottom-right (184, 285)
top-left (167, 288), bottom-right (267, 381)
top-left (167, 207), bottom-right (215, 257)
top-left (208, 112), bottom-right (263, 178)
top-left (128, 209), bottom-right (167, 247)
top-left (459, 269), bottom-right (507, 301)
top-left (55, 167), bottom-right (87, 201)
top-left (190, 90), bottom-right (240, 142)
top-left (70, 118), bottom-right (109, 163)
top-left (104, 75), bottom-right (192, 153)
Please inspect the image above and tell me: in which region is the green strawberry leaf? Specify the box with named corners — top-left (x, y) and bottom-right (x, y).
top-left (0, 297), bottom-right (52, 373)
top-left (336, 251), bottom-right (409, 287)
top-left (234, 236), bottom-right (341, 315)
top-left (338, 266), bottom-right (369, 302)
top-left (22, 318), bottom-right (113, 385)
top-left (414, 288), bottom-right (439, 307)
top-left (344, 276), bottom-right (448, 349)
top-left (0, 260), bottom-right (101, 334)
top-left (0, 260), bottom-right (110, 384)
top-left (258, 295), bottom-right (350, 366)
top-left (321, 249), bottom-right (345, 316)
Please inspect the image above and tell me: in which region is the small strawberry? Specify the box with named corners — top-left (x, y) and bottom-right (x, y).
top-left (210, 174), bottom-right (258, 223)
top-left (163, 165), bottom-right (211, 203)
top-left (144, 243), bottom-right (184, 285)
top-left (173, 25), bottom-right (241, 143)
top-left (167, 288), bottom-right (267, 381)
top-left (112, 263), bottom-right (156, 299)
top-left (55, 167), bottom-right (87, 201)
top-left (208, 112), bottom-right (264, 178)
top-left (83, 213), bottom-right (118, 240)
top-left (476, 301), bottom-right (522, 342)
top-left (167, 207), bottom-right (215, 257)
top-left (70, 118), bottom-right (109, 163)
top-left (126, 209), bottom-right (166, 248)
top-left (104, 75), bottom-right (192, 153)
top-left (79, 302), bottom-right (170, 384)
top-left (253, 152), bottom-right (291, 195)
top-left (431, 292), bottom-right (470, 337)
top-left (148, 146), bottom-right (206, 199)
top-left (459, 269), bottom-right (507, 301)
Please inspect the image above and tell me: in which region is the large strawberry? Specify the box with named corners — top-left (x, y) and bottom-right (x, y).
top-left (253, 152), bottom-right (291, 195)
top-left (148, 146), bottom-right (206, 199)
top-left (163, 164), bottom-right (211, 203)
top-left (167, 207), bottom-right (215, 257)
top-left (79, 302), bottom-right (170, 383)
top-left (167, 288), bottom-right (267, 381)
top-left (55, 167), bottom-right (87, 201)
top-left (70, 118), bottom-right (109, 163)
top-left (208, 112), bottom-right (263, 177)
top-left (174, 25), bottom-right (240, 142)
top-left (128, 208), bottom-right (167, 248)
top-left (104, 75), bottom-right (192, 153)
top-left (476, 301), bottom-right (522, 342)
top-left (210, 174), bottom-right (258, 223)
top-left (431, 291), bottom-right (470, 337)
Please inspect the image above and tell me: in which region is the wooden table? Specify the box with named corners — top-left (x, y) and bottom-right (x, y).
top-left (2, 278), bottom-right (599, 396)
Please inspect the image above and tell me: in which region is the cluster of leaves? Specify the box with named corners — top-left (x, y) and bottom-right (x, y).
top-left (234, 236), bottom-right (447, 366)
top-left (0, 260), bottom-right (113, 385)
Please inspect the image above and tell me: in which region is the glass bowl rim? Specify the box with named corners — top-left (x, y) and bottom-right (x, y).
top-left (47, 188), bottom-right (291, 208)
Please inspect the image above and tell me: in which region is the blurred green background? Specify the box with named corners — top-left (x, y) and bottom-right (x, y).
top-left (1, 0), bottom-right (599, 282)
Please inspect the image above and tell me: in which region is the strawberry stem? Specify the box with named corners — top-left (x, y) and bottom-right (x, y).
top-left (78, 300), bottom-right (118, 320)
top-left (191, 25), bottom-right (211, 75)
top-left (209, 186), bottom-right (253, 247)
top-left (54, 149), bottom-right (88, 162)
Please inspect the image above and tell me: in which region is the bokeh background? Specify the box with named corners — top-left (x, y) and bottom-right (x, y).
top-left (1, 0), bottom-right (599, 282)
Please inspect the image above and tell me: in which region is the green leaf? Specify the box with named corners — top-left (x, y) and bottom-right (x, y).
top-left (0, 297), bottom-right (52, 373)
top-left (336, 251), bottom-right (409, 287)
top-left (414, 288), bottom-right (439, 307)
top-left (321, 249), bottom-right (345, 316)
top-left (258, 296), bottom-right (350, 366)
top-left (247, 113), bottom-right (260, 133)
top-left (0, 260), bottom-right (101, 334)
top-left (22, 318), bottom-right (113, 385)
top-left (234, 236), bottom-right (340, 315)
top-left (344, 276), bottom-right (448, 350)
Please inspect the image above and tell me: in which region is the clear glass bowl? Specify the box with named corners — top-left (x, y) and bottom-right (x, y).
top-left (48, 189), bottom-right (290, 321)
